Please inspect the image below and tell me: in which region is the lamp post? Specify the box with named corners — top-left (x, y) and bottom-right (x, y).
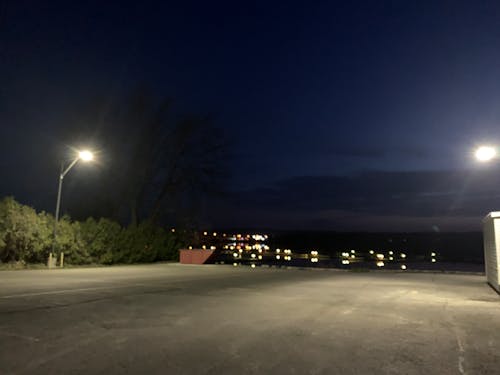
top-left (52, 150), bottom-right (94, 257)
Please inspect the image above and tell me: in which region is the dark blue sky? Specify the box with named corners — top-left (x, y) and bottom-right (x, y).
top-left (2, 1), bottom-right (500, 231)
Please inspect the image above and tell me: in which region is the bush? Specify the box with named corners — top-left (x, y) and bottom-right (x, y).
top-left (80, 217), bottom-right (121, 264)
top-left (0, 197), bottom-right (183, 266)
top-left (0, 197), bottom-right (52, 263)
top-left (115, 222), bottom-right (181, 264)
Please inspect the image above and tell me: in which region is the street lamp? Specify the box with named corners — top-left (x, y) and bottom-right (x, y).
top-left (475, 146), bottom-right (497, 162)
top-left (52, 150), bottom-right (94, 254)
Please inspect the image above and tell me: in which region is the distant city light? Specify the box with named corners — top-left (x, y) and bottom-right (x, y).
top-left (258, 255), bottom-right (263, 260)
top-left (251, 264), bottom-right (256, 268)
top-left (389, 256), bottom-right (394, 261)
top-left (203, 231), bottom-right (208, 236)
top-left (376, 254), bottom-right (384, 260)
top-left (388, 251), bottom-right (393, 255)
top-left (351, 250), bottom-right (356, 254)
top-left (233, 262), bottom-right (238, 267)
top-left (350, 254), bottom-right (355, 259)
top-left (276, 255), bottom-right (281, 260)
top-left (401, 265), bottom-right (407, 270)
top-left (342, 259), bottom-right (350, 265)
top-left (376, 261), bottom-right (384, 267)
top-left (431, 258), bottom-right (436, 263)
top-left (311, 257), bottom-right (319, 263)
top-left (233, 253), bottom-right (238, 258)
top-left (431, 252), bottom-right (436, 257)
top-left (251, 254), bottom-right (256, 259)
top-left (369, 250), bottom-right (374, 254)
top-left (213, 232), bottom-right (217, 236)
top-left (400, 253), bottom-right (406, 259)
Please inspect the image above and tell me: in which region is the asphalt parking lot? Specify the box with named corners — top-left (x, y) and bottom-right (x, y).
top-left (1, 264), bottom-right (499, 374)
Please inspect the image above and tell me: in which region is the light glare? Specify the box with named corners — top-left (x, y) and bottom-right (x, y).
top-left (475, 146), bottom-right (496, 162)
top-left (78, 150), bottom-right (94, 161)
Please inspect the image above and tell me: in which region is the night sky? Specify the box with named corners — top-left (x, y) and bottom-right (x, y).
top-left (2, 1), bottom-right (500, 231)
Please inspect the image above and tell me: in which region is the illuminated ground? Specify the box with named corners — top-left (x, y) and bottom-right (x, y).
top-left (1, 264), bottom-right (499, 374)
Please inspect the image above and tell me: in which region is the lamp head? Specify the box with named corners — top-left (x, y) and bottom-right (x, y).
top-left (78, 150), bottom-right (94, 162)
top-left (475, 146), bottom-right (496, 162)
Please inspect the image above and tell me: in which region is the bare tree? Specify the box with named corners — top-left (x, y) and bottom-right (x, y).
top-left (61, 87), bottom-right (229, 226)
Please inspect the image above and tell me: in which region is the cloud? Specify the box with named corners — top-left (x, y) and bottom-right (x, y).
top-left (209, 169), bottom-right (500, 230)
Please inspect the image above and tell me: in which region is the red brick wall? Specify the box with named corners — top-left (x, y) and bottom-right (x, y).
top-left (179, 249), bottom-right (216, 264)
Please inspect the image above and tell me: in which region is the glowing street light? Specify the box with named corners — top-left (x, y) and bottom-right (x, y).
top-left (78, 150), bottom-right (94, 161)
top-left (475, 146), bottom-right (497, 162)
top-left (53, 149), bottom-right (95, 255)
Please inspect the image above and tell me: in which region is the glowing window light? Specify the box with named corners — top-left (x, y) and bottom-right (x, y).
top-left (376, 254), bottom-right (384, 260)
top-left (351, 250), bottom-right (356, 253)
top-left (276, 249), bottom-right (281, 253)
top-left (388, 251), bottom-right (393, 255)
top-left (431, 258), bottom-right (436, 263)
top-left (342, 252), bottom-right (350, 257)
top-left (400, 253), bottom-right (406, 259)
top-left (389, 256), bottom-right (394, 261)
top-left (376, 261), bottom-right (385, 267)
top-left (431, 252), bottom-right (436, 257)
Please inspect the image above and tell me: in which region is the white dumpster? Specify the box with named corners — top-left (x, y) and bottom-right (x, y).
top-left (483, 212), bottom-right (500, 293)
